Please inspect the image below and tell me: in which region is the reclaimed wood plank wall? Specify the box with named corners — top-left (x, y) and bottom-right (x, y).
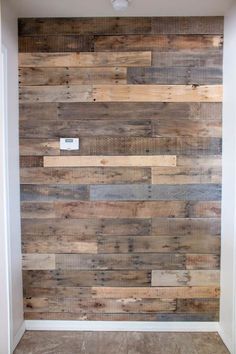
top-left (19, 17), bottom-right (223, 321)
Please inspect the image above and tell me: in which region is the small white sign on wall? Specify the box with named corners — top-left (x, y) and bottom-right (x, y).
top-left (60, 138), bottom-right (79, 151)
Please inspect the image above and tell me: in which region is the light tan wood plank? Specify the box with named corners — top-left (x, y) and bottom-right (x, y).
top-left (22, 254), bottom-right (56, 270)
top-left (151, 270), bottom-right (220, 286)
top-left (91, 286), bottom-right (220, 299)
top-left (43, 155), bottom-right (176, 168)
top-left (93, 85), bottom-right (222, 103)
top-left (19, 52), bottom-right (152, 67)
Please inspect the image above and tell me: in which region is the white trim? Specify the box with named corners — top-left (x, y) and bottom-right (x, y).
top-left (218, 326), bottom-right (233, 353)
top-left (13, 322), bottom-right (26, 351)
top-left (25, 320), bottom-right (219, 332)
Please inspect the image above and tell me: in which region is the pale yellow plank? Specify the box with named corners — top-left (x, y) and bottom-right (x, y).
top-left (44, 155), bottom-right (177, 168)
top-left (93, 85), bottom-right (222, 103)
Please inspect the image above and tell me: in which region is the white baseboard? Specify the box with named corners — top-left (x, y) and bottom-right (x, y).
top-left (13, 321), bottom-right (26, 351)
top-left (218, 326), bottom-right (233, 353)
top-left (25, 320), bottom-right (219, 332)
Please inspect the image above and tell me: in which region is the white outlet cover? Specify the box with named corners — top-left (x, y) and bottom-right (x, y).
top-left (60, 138), bottom-right (79, 150)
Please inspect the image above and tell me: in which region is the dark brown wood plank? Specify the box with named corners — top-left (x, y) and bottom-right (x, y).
top-left (57, 102), bottom-right (222, 121)
top-left (19, 103), bottom-right (58, 120)
top-left (20, 167), bottom-right (151, 185)
top-left (127, 67), bottom-right (222, 85)
top-left (19, 35), bottom-right (94, 52)
top-left (20, 156), bottom-right (44, 168)
top-left (176, 299), bottom-right (219, 313)
top-left (94, 35), bottom-right (223, 52)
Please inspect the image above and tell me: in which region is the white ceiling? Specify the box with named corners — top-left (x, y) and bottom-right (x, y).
top-left (10, 0), bottom-right (234, 18)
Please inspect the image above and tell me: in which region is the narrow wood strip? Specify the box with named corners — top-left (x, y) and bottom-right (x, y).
top-left (24, 312), bottom-right (219, 321)
top-left (19, 67), bottom-right (127, 86)
top-left (25, 297), bottom-right (176, 314)
top-left (24, 287), bottom-right (92, 298)
top-left (57, 102), bottom-right (222, 121)
top-left (19, 85), bottom-right (93, 103)
top-left (20, 167), bottom-right (151, 185)
top-left (127, 67), bottom-right (222, 85)
top-left (43, 155), bottom-right (176, 168)
top-left (55, 253), bottom-right (185, 270)
top-left (152, 50), bottom-right (223, 68)
top-left (23, 270), bottom-right (152, 287)
top-left (177, 155), bottom-right (222, 168)
top-left (97, 235), bottom-right (220, 254)
top-left (20, 156), bottom-right (44, 168)
top-left (22, 254), bottom-right (56, 270)
top-left (19, 35), bottom-right (94, 52)
top-left (92, 85), bottom-right (223, 103)
top-left (19, 52), bottom-right (152, 67)
top-left (152, 166), bottom-right (221, 184)
top-left (20, 137), bottom-right (222, 156)
top-left (151, 218), bottom-right (221, 236)
top-left (94, 35), bottom-right (223, 51)
top-left (151, 270), bottom-right (220, 286)
top-left (21, 201), bottom-right (221, 219)
top-left (18, 18), bottom-right (152, 36)
top-left (90, 184), bottom-right (221, 201)
top-left (91, 286), bottom-right (220, 299)
top-left (20, 184), bottom-right (89, 201)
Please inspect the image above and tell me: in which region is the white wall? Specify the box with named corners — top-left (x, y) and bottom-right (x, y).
top-left (220, 3), bottom-right (236, 353)
top-left (0, 0), bottom-right (24, 350)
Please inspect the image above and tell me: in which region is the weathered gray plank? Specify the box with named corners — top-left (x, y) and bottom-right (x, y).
top-left (127, 67), bottom-right (222, 85)
top-left (55, 253), bottom-right (186, 270)
top-left (90, 184), bottom-right (221, 201)
top-left (20, 184), bottom-right (89, 201)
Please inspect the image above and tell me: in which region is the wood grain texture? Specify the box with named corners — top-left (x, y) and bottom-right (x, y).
top-left (19, 52), bottom-right (152, 67)
top-left (43, 155), bottom-right (176, 168)
top-left (20, 17), bottom-right (222, 322)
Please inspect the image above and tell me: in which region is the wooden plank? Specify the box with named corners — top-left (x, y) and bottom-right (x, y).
top-left (100, 219), bottom-right (151, 236)
top-left (19, 35), bottom-right (94, 52)
top-left (19, 103), bottom-right (58, 120)
top-left (20, 139), bottom-right (60, 156)
top-left (127, 67), bottom-right (222, 85)
top-left (19, 52), bottom-right (152, 67)
top-left (55, 253), bottom-right (185, 270)
top-left (151, 218), bottom-right (221, 236)
top-left (20, 184), bottom-right (89, 201)
top-left (23, 270), bottom-right (151, 287)
top-left (25, 297), bottom-right (176, 314)
top-left (24, 287), bottom-right (92, 298)
top-left (91, 286), bottom-right (220, 299)
top-left (176, 299), bottom-right (219, 313)
top-left (21, 218), bottom-right (102, 236)
top-left (18, 18), bottom-right (152, 36)
top-left (152, 118), bottom-right (221, 137)
top-left (152, 50), bottom-right (223, 68)
top-left (20, 167), bottom-right (151, 185)
top-left (151, 270), bottom-right (220, 286)
top-left (43, 155), bottom-right (176, 168)
top-left (98, 235), bottom-right (220, 254)
top-left (90, 184), bottom-right (221, 201)
top-left (21, 201), bottom-right (221, 219)
top-left (20, 137), bottom-right (222, 156)
top-left (20, 120), bottom-right (152, 138)
top-left (20, 156), bottom-right (43, 168)
top-left (186, 254), bottom-right (220, 270)
top-left (19, 85), bottom-right (93, 103)
top-left (152, 166), bottom-right (221, 184)
top-left (94, 35), bottom-right (223, 51)
top-left (177, 155), bottom-right (222, 168)
top-left (57, 102), bottom-right (222, 121)
top-left (22, 254), bottom-right (56, 270)
top-left (151, 17), bottom-right (224, 35)
top-left (24, 312), bottom-right (219, 321)
top-left (22, 235), bottom-right (98, 254)
top-left (92, 85), bottom-right (223, 103)
top-left (19, 67), bottom-right (127, 86)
